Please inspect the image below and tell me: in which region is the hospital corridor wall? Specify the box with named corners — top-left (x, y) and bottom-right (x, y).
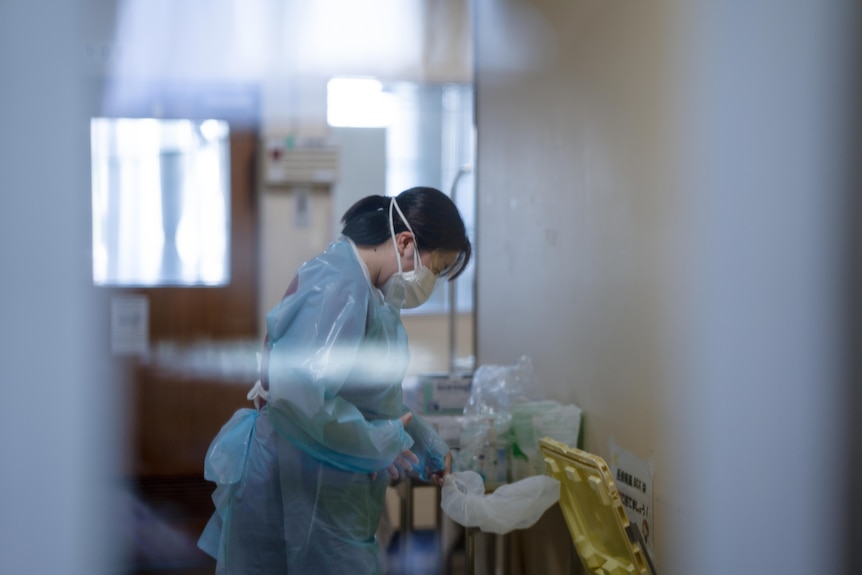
top-left (473, 1), bottom-right (860, 574)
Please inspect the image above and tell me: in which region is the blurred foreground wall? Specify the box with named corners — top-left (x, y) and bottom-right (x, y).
top-left (0, 2), bottom-right (121, 574)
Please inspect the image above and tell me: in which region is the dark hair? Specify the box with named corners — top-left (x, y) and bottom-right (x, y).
top-left (341, 186), bottom-right (472, 279)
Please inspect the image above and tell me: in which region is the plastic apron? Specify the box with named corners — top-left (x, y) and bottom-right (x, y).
top-left (198, 238), bottom-right (448, 575)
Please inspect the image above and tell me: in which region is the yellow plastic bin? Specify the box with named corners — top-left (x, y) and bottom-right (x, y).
top-left (539, 438), bottom-right (658, 575)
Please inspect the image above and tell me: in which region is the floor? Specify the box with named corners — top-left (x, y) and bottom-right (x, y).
top-left (130, 529), bottom-right (468, 575)
top-left (386, 530), bottom-right (468, 575)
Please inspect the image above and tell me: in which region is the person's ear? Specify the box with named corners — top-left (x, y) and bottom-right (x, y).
top-left (395, 231), bottom-right (415, 257)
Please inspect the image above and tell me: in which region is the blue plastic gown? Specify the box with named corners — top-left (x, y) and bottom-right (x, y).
top-left (198, 238), bottom-right (449, 575)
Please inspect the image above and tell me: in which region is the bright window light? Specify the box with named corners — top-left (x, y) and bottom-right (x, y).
top-left (327, 77), bottom-right (395, 128)
top-left (90, 117), bottom-right (231, 287)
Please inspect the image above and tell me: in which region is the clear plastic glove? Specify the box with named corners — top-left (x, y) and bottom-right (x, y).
top-left (371, 412), bottom-right (453, 484)
top-left (388, 448), bottom-right (420, 479)
top-left (371, 412), bottom-right (419, 481)
top-left (426, 451), bottom-right (452, 486)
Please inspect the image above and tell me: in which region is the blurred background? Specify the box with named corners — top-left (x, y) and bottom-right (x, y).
top-left (1, 1), bottom-right (860, 574)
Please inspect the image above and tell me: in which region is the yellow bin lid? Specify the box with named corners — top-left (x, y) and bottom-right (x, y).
top-left (539, 437), bottom-right (657, 575)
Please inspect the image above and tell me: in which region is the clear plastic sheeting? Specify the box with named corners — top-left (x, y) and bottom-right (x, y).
top-left (456, 356), bottom-right (583, 483)
top-left (512, 401), bottom-right (582, 480)
top-left (464, 355), bottom-right (541, 416)
top-left (456, 356), bottom-right (538, 485)
top-left (440, 470), bottom-right (561, 534)
top-left (456, 417), bottom-right (513, 489)
top-left (203, 408), bottom-right (258, 485)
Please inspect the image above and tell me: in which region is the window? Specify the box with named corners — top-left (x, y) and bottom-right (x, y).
top-left (326, 78), bottom-right (395, 128)
top-left (91, 118), bottom-right (231, 286)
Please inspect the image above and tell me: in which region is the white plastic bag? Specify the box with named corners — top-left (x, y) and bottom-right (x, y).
top-left (440, 471), bottom-right (561, 534)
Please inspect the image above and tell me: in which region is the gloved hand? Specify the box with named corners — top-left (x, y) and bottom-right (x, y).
top-left (387, 412), bottom-right (419, 479)
top-left (388, 449), bottom-right (420, 479)
top-left (370, 411), bottom-right (453, 483)
top-left (370, 412), bottom-right (419, 481)
top-left (426, 451), bottom-right (452, 486)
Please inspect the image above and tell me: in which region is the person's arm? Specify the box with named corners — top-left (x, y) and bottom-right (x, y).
top-left (266, 269), bottom-right (413, 474)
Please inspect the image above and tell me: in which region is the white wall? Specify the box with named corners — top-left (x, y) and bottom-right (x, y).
top-left (0, 2), bottom-right (121, 574)
top-left (669, 3), bottom-right (855, 574)
top-left (474, 0), bottom-right (857, 573)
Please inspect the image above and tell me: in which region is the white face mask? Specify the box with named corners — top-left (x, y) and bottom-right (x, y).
top-left (381, 197), bottom-right (437, 309)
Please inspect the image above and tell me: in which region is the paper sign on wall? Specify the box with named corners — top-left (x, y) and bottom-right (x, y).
top-left (111, 295), bottom-right (149, 356)
top-left (609, 437), bottom-right (655, 553)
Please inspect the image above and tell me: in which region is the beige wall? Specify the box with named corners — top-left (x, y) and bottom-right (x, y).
top-left (402, 313), bottom-right (475, 376)
top-left (478, 0), bottom-right (677, 454)
top-left (477, 0), bottom-right (676, 523)
top-left (475, 1), bottom-right (678, 569)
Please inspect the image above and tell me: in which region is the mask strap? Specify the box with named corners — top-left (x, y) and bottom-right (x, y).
top-left (389, 197), bottom-right (422, 272)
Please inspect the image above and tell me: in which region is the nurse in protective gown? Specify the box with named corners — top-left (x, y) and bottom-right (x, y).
top-left (198, 187), bottom-right (472, 575)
